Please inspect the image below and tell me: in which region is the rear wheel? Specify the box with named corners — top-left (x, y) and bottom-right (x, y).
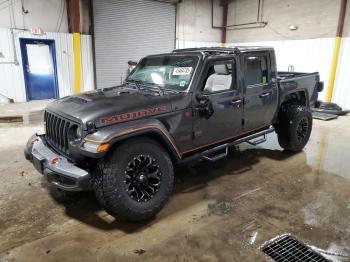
top-left (92, 137), bottom-right (174, 221)
top-left (274, 104), bottom-right (312, 151)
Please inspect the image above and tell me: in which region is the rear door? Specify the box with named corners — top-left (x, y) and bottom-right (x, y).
top-left (242, 51), bottom-right (278, 131)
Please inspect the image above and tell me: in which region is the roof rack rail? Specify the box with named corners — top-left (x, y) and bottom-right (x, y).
top-left (172, 47), bottom-right (240, 55)
top-left (173, 46), bottom-right (275, 55)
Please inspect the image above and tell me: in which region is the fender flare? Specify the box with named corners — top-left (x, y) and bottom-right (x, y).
top-left (280, 88), bottom-right (309, 107)
top-left (83, 121), bottom-right (182, 160)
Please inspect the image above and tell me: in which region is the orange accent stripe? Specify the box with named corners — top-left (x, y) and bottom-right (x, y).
top-left (180, 125), bottom-right (271, 155)
top-left (84, 125), bottom-right (271, 159)
top-left (84, 125), bottom-right (182, 158)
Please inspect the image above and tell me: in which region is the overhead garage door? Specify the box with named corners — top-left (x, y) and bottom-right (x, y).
top-left (92, 0), bottom-right (176, 88)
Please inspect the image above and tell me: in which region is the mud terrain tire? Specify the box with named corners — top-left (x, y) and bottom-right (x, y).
top-left (274, 105), bottom-right (312, 151)
top-left (92, 137), bottom-right (174, 221)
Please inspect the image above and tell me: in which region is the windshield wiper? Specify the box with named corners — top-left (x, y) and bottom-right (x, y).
top-left (141, 83), bottom-right (165, 95)
top-left (127, 80), bottom-right (164, 95)
top-left (126, 80), bottom-right (182, 95)
top-left (160, 87), bottom-right (183, 94)
top-left (125, 79), bottom-right (142, 90)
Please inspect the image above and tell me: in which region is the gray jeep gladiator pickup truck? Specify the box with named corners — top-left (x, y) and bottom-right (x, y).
top-left (25, 47), bottom-right (323, 221)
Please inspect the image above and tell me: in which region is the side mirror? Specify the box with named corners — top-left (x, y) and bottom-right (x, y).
top-left (196, 94), bottom-right (214, 119)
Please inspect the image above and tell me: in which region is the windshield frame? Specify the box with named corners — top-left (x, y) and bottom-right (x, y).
top-left (125, 53), bottom-right (202, 93)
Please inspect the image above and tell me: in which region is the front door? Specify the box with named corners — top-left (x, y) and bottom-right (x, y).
top-left (20, 38), bottom-right (58, 101)
top-left (193, 57), bottom-right (243, 148)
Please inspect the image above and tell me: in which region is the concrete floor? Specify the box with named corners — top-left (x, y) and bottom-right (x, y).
top-left (0, 103), bottom-right (349, 262)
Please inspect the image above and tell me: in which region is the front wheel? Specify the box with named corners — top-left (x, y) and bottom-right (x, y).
top-left (92, 137), bottom-right (174, 222)
top-left (274, 105), bottom-right (312, 151)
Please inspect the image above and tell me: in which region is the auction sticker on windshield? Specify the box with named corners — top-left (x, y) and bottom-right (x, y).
top-left (173, 67), bottom-right (192, 75)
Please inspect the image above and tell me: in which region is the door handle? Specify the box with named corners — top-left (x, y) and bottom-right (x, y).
top-left (259, 92), bottom-right (272, 98)
top-left (230, 99), bottom-right (242, 106)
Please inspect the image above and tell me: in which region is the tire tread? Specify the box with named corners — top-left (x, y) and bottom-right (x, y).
top-left (92, 137), bottom-right (174, 221)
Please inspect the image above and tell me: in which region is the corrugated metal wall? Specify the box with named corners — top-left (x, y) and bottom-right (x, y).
top-left (80, 35), bottom-right (95, 92)
top-left (0, 29), bottom-right (25, 101)
top-left (0, 28), bottom-right (94, 102)
top-left (92, 0), bottom-right (176, 88)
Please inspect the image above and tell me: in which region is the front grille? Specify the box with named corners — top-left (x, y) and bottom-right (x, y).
top-left (44, 111), bottom-right (77, 154)
top-left (261, 234), bottom-right (328, 262)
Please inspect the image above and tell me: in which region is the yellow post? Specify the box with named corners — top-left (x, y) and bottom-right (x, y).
top-left (325, 37), bottom-right (341, 102)
top-left (325, 0), bottom-right (347, 102)
top-left (73, 32), bottom-right (81, 94)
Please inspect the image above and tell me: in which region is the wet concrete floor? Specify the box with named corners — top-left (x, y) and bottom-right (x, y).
top-left (0, 112), bottom-right (349, 261)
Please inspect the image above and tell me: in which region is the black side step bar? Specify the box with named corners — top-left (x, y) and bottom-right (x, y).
top-left (231, 127), bottom-right (274, 147)
top-left (201, 143), bottom-right (229, 162)
top-left (246, 136), bottom-right (266, 146)
top-left (179, 127), bottom-right (275, 164)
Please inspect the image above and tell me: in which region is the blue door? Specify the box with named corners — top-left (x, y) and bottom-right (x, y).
top-left (20, 38), bottom-right (59, 100)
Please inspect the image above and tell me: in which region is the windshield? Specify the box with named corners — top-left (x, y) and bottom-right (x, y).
top-left (126, 55), bottom-right (199, 91)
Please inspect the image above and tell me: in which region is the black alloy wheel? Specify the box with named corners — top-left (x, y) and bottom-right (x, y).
top-left (124, 154), bottom-right (162, 202)
top-left (296, 117), bottom-right (309, 141)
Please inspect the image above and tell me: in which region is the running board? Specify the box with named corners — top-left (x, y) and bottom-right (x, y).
top-left (180, 127), bottom-right (275, 164)
top-left (246, 135), bottom-right (267, 146)
top-left (201, 143), bottom-right (229, 162)
top-left (232, 127), bottom-right (274, 147)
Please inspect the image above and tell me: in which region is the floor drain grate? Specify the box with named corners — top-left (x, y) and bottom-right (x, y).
top-left (261, 234), bottom-right (329, 262)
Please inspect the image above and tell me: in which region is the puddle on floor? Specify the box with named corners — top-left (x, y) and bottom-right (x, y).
top-left (239, 127), bottom-right (350, 180)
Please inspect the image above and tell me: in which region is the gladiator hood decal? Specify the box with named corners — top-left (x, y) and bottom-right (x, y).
top-left (100, 105), bottom-right (167, 125)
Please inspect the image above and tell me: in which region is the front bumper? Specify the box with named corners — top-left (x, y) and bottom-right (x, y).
top-left (24, 134), bottom-right (90, 191)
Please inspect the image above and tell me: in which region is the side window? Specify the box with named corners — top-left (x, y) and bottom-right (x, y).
top-left (244, 55), bottom-right (268, 86)
top-left (203, 60), bottom-right (235, 93)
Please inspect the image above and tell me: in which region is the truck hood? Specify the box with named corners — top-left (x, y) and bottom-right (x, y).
top-left (46, 86), bottom-right (185, 128)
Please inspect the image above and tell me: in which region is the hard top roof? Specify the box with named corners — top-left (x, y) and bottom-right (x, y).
top-left (172, 46), bottom-right (274, 54)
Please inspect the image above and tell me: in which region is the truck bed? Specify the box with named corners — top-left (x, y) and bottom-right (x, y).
top-left (277, 71), bottom-right (320, 106)
top-left (277, 71), bottom-right (319, 81)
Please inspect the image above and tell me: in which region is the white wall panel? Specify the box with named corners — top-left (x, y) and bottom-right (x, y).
top-left (333, 38), bottom-right (350, 109)
top-left (0, 28), bottom-right (94, 102)
top-left (80, 34), bottom-right (95, 92)
top-left (176, 40), bottom-right (221, 49)
top-left (0, 29), bottom-right (25, 101)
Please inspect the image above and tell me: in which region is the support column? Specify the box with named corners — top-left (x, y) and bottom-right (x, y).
top-left (220, 0), bottom-right (229, 47)
top-left (325, 0), bottom-right (347, 102)
top-left (67, 0), bottom-right (81, 94)
top-left (73, 33), bottom-right (81, 94)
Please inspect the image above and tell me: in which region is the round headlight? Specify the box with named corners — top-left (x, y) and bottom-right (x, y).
top-left (76, 126), bottom-right (82, 138)
top-left (68, 125), bottom-right (83, 141)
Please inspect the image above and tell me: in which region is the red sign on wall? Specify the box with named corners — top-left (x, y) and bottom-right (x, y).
top-left (30, 27), bottom-right (44, 35)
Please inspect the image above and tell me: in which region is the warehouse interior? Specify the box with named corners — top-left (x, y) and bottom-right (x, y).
top-left (0, 0), bottom-right (350, 261)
